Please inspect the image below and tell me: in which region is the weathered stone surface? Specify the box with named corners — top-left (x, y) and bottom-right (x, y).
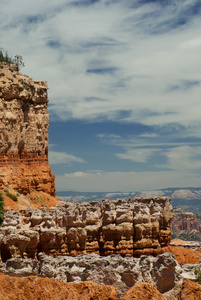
top-left (0, 197), bottom-right (172, 259)
top-left (0, 62), bottom-right (55, 195)
top-left (123, 282), bottom-right (165, 300)
top-left (0, 273), bottom-right (118, 300)
top-left (179, 279), bottom-right (201, 299)
top-left (0, 252), bottom-right (183, 299)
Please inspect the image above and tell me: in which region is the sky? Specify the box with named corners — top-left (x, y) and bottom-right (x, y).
top-left (1, 0), bottom-right (201, 192)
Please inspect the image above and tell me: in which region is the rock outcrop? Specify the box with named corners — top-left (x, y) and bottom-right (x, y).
top-left (0, 252), bottom-right (184, 299)
top-left (179, 279), bottom-right (201, 299)
top-left (0, 62), bottom-right (55, 196)
top-left (162, 245), bottom-right (201, 265)
top-left (171, 208), bottom-right (201, 242)
top-left (123, 282), bottom-right (165, 300)
top-left (0, 273), bottom-right (117, 300)
top-left (0, 197), bottom-right (172, 259)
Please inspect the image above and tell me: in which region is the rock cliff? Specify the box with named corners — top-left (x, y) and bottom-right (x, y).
top-left (0, 62), bottom-right (55, 196)
top-left (0, 197), bottom-right (172, 260)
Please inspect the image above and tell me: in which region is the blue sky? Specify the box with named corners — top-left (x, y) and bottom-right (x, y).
top-left (1, 0), bottom-right (201, 192)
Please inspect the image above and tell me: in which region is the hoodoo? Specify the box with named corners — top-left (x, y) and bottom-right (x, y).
top-left (0, 62), bottom-right (55, 196)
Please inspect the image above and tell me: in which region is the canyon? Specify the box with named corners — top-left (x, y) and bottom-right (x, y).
top-left (171, 208), bottom-right (201, 243)
top-left (0, 61), bottom-right (201, 299)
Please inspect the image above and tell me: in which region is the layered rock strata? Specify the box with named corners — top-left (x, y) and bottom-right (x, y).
top-left (0, 62), bottom-right (55, 195)
top-left (0, 197), bottom-right (172, 259)
top-left (0, 252), bottom-right (189, 299)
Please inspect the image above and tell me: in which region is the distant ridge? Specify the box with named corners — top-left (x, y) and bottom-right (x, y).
top-left (57, 187), bottom-right (201, 215)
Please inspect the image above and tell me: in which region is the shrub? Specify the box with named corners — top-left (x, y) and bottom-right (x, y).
top-left (0, 193), bottom-right (5, 225)
top-left (0, 48), bottom-right (25, 70)
top-left (195, 268), bottom-right (201, 284)
top-left (6, 192), bottom-right (17, 202)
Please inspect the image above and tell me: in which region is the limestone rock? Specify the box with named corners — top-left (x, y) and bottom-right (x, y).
top-left (0, 62), bottom-right (55, 196)
top-left (0, 197), bottom-right (172, 258)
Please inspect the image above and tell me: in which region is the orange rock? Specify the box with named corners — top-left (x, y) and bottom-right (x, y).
top-left (162, 245), bottom-right (201, 265)
top-left (0, 273), bottom-right (117, 300)
top-left (179, 279), bottom-right (201, 300)
top-left (1, 188), bottom-right (60, 210)
top-left (123, 282), bottom-right (165, 300)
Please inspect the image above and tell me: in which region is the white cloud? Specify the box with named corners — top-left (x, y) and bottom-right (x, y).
top-left (1, 0), bottom-right (201, 126)
top-left (55, 170), bottom-right (201, 192)
top-left (164, 146), bottom-right (201, 171)
top-left (64, 170), bottom-right (103, 178)
top-left (49, 151), bottom-right (86, 164)
top-left (116, 149), bottom-right (159, 163)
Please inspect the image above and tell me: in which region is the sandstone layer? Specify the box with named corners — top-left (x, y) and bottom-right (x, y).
top-left (0, 197), bottom-right (172, 259)
top-left (0, 62), bottom-right (55, 196)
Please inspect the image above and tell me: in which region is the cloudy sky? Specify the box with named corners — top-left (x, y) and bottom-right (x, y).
top-left (1, 0), bottom-right (201, 192)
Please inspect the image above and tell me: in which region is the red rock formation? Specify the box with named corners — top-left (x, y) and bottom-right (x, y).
top-left (123, 282), bottom-right (165, 300)
top-left (0, 62), bottom-right (55, 196)
top-left (0, 273), bottom-right (117, 300)
top-left (171, 208), bottom-right (201, 241)
top-left (179, 279), bottom-right (201, 299)
top-left (162, 245), bottom-right (201, 265)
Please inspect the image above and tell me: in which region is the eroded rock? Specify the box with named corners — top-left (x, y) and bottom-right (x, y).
top-left (0, 62), bottom-right (55, 195)
top-left (0, 197), bottom-right (172, 259)
top-left (0, 252), bottom-right (183, 299)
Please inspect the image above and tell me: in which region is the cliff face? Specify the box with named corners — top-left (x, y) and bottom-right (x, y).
top-left (0, 63), bottom-right (55, 196)
top-left (0, 197), bottom-right (172, 260)
top-left (171, 208), bottom-right (201, 241)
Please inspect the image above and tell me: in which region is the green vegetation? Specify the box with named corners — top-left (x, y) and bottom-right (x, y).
top-left (0, 192), bottom-right (5, 225)
top-left (195, 268), bottom-right (201, 284)
top-left (6, 192), bottom-right (17, 202)
top-left (0, 48), bottom-right (25, 71)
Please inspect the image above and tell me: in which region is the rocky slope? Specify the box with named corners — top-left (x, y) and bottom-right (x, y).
top-left (0, 197), bottom-right (172, 260)
top-left (0, 62), bottom-right (55, 196)
top-left (0, 273), bottom-right (117, 300)
top-left (0, 187), bottom-right (60, 210)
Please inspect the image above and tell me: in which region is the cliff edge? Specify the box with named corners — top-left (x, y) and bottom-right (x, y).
top-left (0, 62), bottom-right (55, 196)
